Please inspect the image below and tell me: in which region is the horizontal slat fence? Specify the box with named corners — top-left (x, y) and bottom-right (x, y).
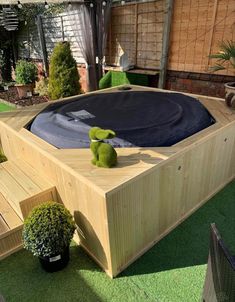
top-left (17, 11), bottom-right (85, 63)
top-left (17, 23), bottom-right (41, 60)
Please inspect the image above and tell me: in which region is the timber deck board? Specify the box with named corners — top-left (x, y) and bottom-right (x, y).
top-left (0, 193), bottom-right (22, 230)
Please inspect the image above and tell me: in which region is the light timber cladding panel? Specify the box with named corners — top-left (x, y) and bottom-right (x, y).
top-left (106, 122), bottom-right (235, 276)
top-left (0, 227), bottom-right (23, 260)
top-left (168, 0), bottom-right (235, 76)
top-left (0, 193), bottom-right (23, 260)
top-left (0, 121), bottom-right (112, 273)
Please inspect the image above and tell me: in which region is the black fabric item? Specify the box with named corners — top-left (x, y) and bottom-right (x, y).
top-left (30, 91), bottom-right (215, 149)
top-left (202, 224), bottom-right (235, 302)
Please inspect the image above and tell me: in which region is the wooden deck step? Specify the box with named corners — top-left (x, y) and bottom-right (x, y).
top-left (0, 159), bottom-right (57, 220)
top-left (0, 193), bottom-right (23, 260)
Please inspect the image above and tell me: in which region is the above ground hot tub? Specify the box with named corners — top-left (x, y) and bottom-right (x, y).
top-left (2, 86), bottom-right (233, 278)
top-left (29, 90), bottom-right (215, 148)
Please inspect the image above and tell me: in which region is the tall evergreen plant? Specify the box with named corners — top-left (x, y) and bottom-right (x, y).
top-left (48, 42), bottom-right (81, 100)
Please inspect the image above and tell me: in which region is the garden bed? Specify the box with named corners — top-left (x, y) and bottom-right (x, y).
top-left (0, 86), bottom-right (48, 107)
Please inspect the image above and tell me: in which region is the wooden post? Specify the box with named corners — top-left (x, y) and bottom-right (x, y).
top-left (134, 3), bottom-right (138, 67)
top-left (36, 15), bottom-right (49, 77)
top-left (158, 0), bottom-right (174, 89)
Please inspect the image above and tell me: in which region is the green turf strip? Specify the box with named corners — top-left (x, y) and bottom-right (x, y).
top-left (0, 102), bottom-right (14, 112)
top-left (1, 181), bottom-right (235, 302)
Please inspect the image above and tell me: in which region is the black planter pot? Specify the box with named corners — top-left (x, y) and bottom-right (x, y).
top-left (39, 246), bottom-right (70, 272)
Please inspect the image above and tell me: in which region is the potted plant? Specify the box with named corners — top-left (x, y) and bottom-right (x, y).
top-left (23, 201), bottom-right (76, 272)
top-left (209, 40), bottom-right (235, 107)
top-left (15, 60), bottom-right (38, 99)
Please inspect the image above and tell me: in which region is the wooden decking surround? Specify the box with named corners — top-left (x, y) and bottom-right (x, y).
top-left (0, 158), bottom-right (58, 260)
top-left (0, 193), bottom-right (23, 260)
top-left (1, 85), bottom-right (235, 277)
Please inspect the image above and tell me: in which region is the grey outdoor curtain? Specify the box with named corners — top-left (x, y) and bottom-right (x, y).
top-left (95, 0), bottom-right (112, 80)
top-left (69, 1), bottom-right (112, 91)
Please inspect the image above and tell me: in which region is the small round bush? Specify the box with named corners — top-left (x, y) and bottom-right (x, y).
top-left (15, 60), bottom-right (38, 85)
top-left (23, 201), bottom-right (76, 257)
top-left (48, 41), bottom-right (81, 100)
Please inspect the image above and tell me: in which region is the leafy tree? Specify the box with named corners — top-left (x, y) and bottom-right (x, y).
top-left (48, 42), bottom-right (81, 100)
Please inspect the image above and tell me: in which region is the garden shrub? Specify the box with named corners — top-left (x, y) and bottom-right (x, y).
top-left (23, 201), bottom-right (76, 257)
top-left (35, 77), bottom-right (49, 96)
top-left (48, 42), bottom-right (81, 100)
top-left (15, 60), bottom-right (38, 85)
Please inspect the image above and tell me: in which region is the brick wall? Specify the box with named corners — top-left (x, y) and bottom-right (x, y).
top-left (166, 71), bottom-right (235, 98)
top-left (77, 65), bottom-right (87, 93)
top-left (33, 60), bottom-right (88, 93)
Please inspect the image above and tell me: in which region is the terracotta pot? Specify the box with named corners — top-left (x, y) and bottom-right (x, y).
top-left (225, 82), bottom-right (235, 108)
top-left (15, 83), bottom-right (34, 99)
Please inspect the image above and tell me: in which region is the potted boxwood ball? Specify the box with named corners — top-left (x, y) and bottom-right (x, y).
top-left (15, 60), bottom-right (38, 99)
top-left (23, 201), bottom-right (76, 272)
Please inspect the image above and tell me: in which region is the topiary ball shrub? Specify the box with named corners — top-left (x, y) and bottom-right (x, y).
top-left (48, 41), bottom-right (81, 100)
top-left (15, 60), bottom-right (38, 85)
top-left (23, 201), bottom-right (76, 257)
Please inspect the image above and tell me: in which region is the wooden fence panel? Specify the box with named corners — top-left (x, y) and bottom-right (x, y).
top-left (106, 5), bottom-right (136, 67)
top-left (137, 1), bottom-right (164, 69)
top-left (168, 0), bottom-right (235, 76)
top-left (16, 0), bottom-right (234, 76)
top-left (106, 0), bottom-right (165, 69)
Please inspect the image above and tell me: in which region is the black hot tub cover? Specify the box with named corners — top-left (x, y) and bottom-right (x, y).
top-left (30, 90), bottom-right (215, 148)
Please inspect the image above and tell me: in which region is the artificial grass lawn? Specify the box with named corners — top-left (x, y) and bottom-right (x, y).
top-left (1, 181), bottom-right (235, 302)
top-left (0, 102), bottom-right (14, 112)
